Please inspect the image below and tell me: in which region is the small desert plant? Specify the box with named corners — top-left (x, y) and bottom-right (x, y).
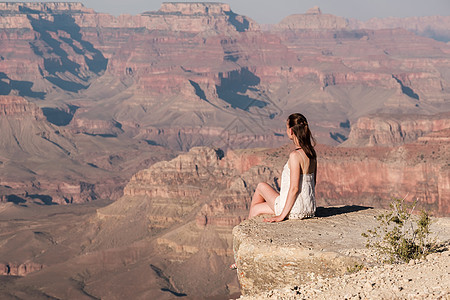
top-left (362, 198), bottom-right (437, 263)
top-left (346, 263), bottom-right (364, 274)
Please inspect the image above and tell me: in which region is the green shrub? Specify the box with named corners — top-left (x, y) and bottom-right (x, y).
top-left (346, 263), bottom-right (364, 274)
top-left (362, 198), bottom-right (437, 263)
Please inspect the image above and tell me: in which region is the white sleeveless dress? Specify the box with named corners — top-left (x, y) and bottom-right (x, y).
top-left (274, 161), bottom-right (316, 219)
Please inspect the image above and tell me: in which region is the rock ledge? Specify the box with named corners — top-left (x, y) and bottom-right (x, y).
top-left (232, 207), bottom-right (450, 297)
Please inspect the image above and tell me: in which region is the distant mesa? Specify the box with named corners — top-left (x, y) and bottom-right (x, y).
top-left (141, 1), bottom-right (258, 32)
top-left (157, 2), bottom-right (232, 15)
top-left (274, 6), bottom-right (349, 31)
top-left (306, 6), bottom-right (322, 15)
top-left (0, 2), bottom-right (94, 13)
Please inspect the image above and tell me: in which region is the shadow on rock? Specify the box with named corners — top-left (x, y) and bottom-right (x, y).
top-left (27, 12), bottom-right (108, 92)
top-left (316, 205), bottom-right (372, 217)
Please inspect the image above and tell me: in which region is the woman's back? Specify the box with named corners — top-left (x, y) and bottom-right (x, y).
top-left (274, 149), bottom-right (316, 219)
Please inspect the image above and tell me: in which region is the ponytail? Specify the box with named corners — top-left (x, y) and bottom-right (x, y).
top-left (287, 113), bottom-right (316, 160)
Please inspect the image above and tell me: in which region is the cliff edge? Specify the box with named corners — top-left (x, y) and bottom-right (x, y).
top-left (232, 207), bottom-right (450, 297)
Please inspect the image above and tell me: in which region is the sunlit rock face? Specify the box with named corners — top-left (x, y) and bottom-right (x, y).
top-left (343, 113), bottom-right (450, 147)
top-left (233, 211), bottom-right (370, 296)
top-left (233, 210), bottom-right (450, 298)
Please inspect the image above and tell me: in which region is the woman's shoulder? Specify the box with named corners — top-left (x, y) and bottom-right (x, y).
top-left (288, 149), bottom-right (306, 163)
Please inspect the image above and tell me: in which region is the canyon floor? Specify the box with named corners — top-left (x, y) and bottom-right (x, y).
top-left (1, 200), bottom-right (449, 299)
top-left (0, 197), bottom-right (240, 299)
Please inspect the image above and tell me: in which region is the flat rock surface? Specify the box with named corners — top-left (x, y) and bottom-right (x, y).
top-left (236, 206), bottom-right (380, 253)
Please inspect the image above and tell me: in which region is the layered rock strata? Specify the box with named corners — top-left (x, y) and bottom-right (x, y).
top-left (0, 141), bottom-right (449, 298)
top-left (0, 1), bottom-right (448, 220)
top-left (343, 112), bottom-right (450, 146)
top-left (0, 2), bottom-right (257, 32)
top-left (1, 2), bottom-right (449, 150)
top-left (0, 95), bottom-right (175, 205)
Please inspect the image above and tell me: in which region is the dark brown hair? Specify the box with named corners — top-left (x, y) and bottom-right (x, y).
top-left (287, 113), bottom-right (316, 160)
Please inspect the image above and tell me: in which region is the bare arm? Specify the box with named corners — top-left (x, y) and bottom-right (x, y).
top-left (314, 158), bottom-right (317, 187)
top-left (264, 152), bottom-right (301, 222)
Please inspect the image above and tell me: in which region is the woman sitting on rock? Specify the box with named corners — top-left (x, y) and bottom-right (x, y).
top-left (249, 113), bottom-right (317, 222)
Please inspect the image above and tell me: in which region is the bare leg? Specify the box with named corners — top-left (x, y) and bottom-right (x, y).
top-left (248, 182), bottom-right (279, 218)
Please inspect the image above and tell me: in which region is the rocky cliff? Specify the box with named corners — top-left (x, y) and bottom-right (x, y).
top-left (90, 138), bottom-right (448, 297)
top-left (0, 95), bottom-right (44, 119)
top-left (0, 2), bottom-right (448, 216)
top-left (343, 112), bottom-right (450, 147)
top-left (233, 212), bottom-right (450, 298)
top-left (0, 2), bottom-right (257, 32)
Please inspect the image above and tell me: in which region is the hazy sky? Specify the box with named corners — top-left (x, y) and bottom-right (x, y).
top-left (8, 0), bottom-right (450, 23)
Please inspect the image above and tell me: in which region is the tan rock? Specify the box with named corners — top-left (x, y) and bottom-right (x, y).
top-left (233, 210), bottom-right (450, 297)
top-left (232, 209), bottom-right (378, 296)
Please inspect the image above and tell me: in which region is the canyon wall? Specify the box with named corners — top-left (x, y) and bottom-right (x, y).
top-left (0, 95), bottom-right (175, 205)
top-left (0, 2), bottom-right (449, 208)
top-left (344, 112), bottom-right (450, 147)
top-left (1, 2), bottom-right (449, 149)
top-left (0, 3), bottom-right (449, 299)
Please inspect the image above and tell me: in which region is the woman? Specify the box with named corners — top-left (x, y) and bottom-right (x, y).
top-left (230, 113), bottom-right (317, 269)
top-left (249, 113), bottom-right (317, 222)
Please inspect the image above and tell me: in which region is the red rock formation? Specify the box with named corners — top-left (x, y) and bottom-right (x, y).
top-left (0, 2), bottom-right (449, 208)
top-left (0, 95), bottom-right (175, 205)
top-left (0, 262), bottom-right (44, 276)
top-left (316, 141), bottom-right (449, 216)
top-left (0, 2), bottom-right (93, 13)
top-left (1, 2), bottom-right (449, 149)
top-left (0, 95), bottom-right (44, 119)
top-left (0, 2), bottom-right (257, 32)
top-left (92, 139), bottom-right (448, 294)
top-left (344, 113), bottom-right (450, 147)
